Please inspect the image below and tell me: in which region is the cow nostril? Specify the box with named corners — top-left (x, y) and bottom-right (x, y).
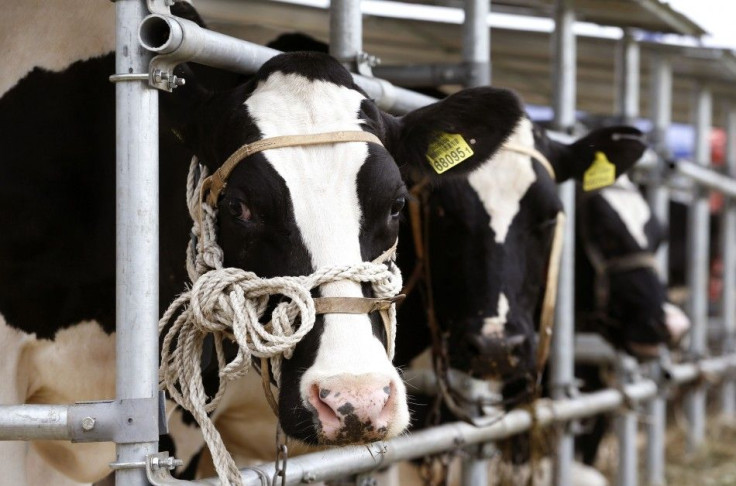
top-left (310, 384), bottom-right (340, 428)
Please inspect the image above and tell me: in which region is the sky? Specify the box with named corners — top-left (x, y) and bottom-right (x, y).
top-left (666, 0), bottom-right (736, 49)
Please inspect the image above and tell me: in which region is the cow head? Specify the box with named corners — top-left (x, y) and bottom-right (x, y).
top-left (576, 175), bottom-right (690, 358)
top-left (164, 52), bottom-right (523, 444)
top-left (400, 121), bottom-right (647, 402)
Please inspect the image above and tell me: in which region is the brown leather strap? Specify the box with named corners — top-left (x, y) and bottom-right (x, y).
top-left (502, 142), bottom-right (556, 180)
top-left (605, 252), bottom-right (659, 274)
top-left (202, 131), bottom-right (384, 207)
top-left (535, 211), bottom-right (565, 376)
top-left (313, 295), bottom-right (405, 315)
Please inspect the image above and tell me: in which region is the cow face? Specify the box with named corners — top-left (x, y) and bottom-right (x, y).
top-left (420, 119), bottom-right (560, 397)
top-left (577, 176), bottom-right (690, 357)
top-left (167, 52), bottom-right (523, 444)
top-left (405, 122), bottom-right (647, 401)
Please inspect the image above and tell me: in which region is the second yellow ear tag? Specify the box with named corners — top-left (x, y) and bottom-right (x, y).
top-left (425, 133), bottom-right (474, 174)
top-left (583, 151), bottom-right (616, 191)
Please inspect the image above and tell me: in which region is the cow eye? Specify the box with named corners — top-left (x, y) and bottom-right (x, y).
top-left (390, 197), bottom-right (406, 219)
top-left (226, 199), bottom-right (252, 222)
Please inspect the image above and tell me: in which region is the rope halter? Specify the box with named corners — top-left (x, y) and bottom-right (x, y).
top-left (159, 131), bottom-right (403, 486)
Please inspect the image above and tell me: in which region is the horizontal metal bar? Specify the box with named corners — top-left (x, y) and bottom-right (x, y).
top-left (672, 160), bottom-right (736, 198)
top-left (372, 63), bottom-right (470, 86)
top-left (191, 380), bottom-right (657, 486)
top-left (0, 405), bottom-right (70, 440)
top-left (574, 333), bottom-right (618, 364)
top-left (0, 398), bottom-right (160, 443)
top-left (402, 369), bottom-right (501, 403)
top-left (138, 13), bottom-right (438, 113)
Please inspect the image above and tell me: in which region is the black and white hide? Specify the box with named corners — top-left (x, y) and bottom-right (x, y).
top-left (0, 4), bottom-right (527, 483)
top-left (575, 175), bottom-right (690, 357)
top-left (395, 120), bottom-right (648, 404)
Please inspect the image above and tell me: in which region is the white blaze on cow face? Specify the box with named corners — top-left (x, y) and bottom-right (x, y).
top-left (245, 72), bottom-right (409, 441)
top-left (481, 293), bottom-right (510, 337)
top-left (467, 117), bottom-right (537, 243)
top-left (599, 175), bottom-right (651, 249)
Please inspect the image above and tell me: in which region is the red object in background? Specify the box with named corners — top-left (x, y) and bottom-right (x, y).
top-left (711, 128), bottom-right (726, 166)
top-left (709, 128), bottom-right (727, 213)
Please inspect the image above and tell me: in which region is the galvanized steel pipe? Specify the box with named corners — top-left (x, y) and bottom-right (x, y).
top-left (462, 0), bottom-right (490, 87)
top-left (371, 63), bottom-right (470, 87)
top-left (723, 104), bottom-right (736, 417)
top-left (615, 31), bottom-right (640, 124)
top-left (116, 0), bottom-right (160, 484)
top-left (646, 52), bottom-right (672, 486)
top-left (0, 405), bottom-right (70, 441)
top-left (329, 0), bottom-right (362, 67)
top-left (685, 85), bottom-right (713, 452)
top-left (550, 2), bottom-right (577, 485)
top-left (138, 13), bottom-right (438, 114)
top-left (673, 160), bottom-right (736, 198)
top-left (190, 382), bottom-right (657, 486)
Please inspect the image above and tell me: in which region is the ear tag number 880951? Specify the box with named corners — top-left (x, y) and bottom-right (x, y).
top-left (425, 132), bottom-right (474, 174)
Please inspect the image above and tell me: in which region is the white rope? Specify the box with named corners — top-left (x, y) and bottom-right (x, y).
top-left (159, 157), bottom-right (402, 485)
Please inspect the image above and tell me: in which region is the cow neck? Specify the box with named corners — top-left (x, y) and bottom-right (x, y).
top-left (401, 143), bottom-right (563, 425)
top-left (577, 189), bottom-right (659, 321)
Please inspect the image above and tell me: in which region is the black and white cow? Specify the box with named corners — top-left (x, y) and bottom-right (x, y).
top-left (0, 3), bottom-right (529, 483)
top-left (395, 121), bottom-right (648, 401)
top-left (572, 173), bottom-right (690, 468)
top-left (575, 174), bottom-right (690, 358)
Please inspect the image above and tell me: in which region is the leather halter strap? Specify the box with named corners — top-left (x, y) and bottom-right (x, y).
top-left (499, 142), bottom-right (562, 375)
top-left (578, 191), bottom-right (660, 313)
top-left (502, 142), bottom-right (556, 180)
top-left (201, 130), bottom-right (384, 208)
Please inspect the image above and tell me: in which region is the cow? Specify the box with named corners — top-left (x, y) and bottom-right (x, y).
top-left (0, 3), bottom-right (530, 485)
top-left (572, 172), bottom-right (691, 467)
top-left (575, 173), bottom-right (690, 358)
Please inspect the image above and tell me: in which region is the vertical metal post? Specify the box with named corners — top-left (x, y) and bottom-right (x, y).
top-left (645, 54), bottom-right (672, 486)
top-left (721, 103), bottom-right (736, 417)
top-left (550, 3), bottom-right (576, 486)
top-left (615, 358), bottom-right (637, 486)
top-left (460, 2), bottom-right (490, 484)
top-left (613, 29), bottom-right (640, 485)
top-left (685, 84), bottom-right (712, 452)
top-left (615, 31), bottom-right (640, 124)
top-left (462, 0), bottom-right (490, 87)
top-left (329, 0), bottom-right (362, 68)
top-left (115, 0), bottom-right (160, 484)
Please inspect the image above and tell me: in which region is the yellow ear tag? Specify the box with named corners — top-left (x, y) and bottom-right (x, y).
top-left (425, 132), bottom-right (474, 174)
top-left (583, 151), bottom-right (616, 191)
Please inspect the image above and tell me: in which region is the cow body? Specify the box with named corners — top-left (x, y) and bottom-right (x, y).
top-left (0, 4), bottom-right (526, 483)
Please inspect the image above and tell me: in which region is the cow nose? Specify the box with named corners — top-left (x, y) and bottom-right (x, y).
top-left (308, 374), bottom-right (394, 444)
top-left (465, 333), bottom-right (527, 376)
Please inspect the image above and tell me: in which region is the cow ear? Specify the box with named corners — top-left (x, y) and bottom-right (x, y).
top-left (551, 126), bottom-right (647, 187)
top-left (385, 87), bottom-right (524, 181)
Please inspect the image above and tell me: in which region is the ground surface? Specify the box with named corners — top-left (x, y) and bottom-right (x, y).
top-left (594, 408), bottom-right (736, 486)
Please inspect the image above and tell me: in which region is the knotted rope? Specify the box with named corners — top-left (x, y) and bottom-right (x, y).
top-left (159, 157), bottom-right (402, 485)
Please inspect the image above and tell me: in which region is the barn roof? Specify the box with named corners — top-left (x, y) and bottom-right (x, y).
top-left (197, 0), bottom-right (734, 125)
